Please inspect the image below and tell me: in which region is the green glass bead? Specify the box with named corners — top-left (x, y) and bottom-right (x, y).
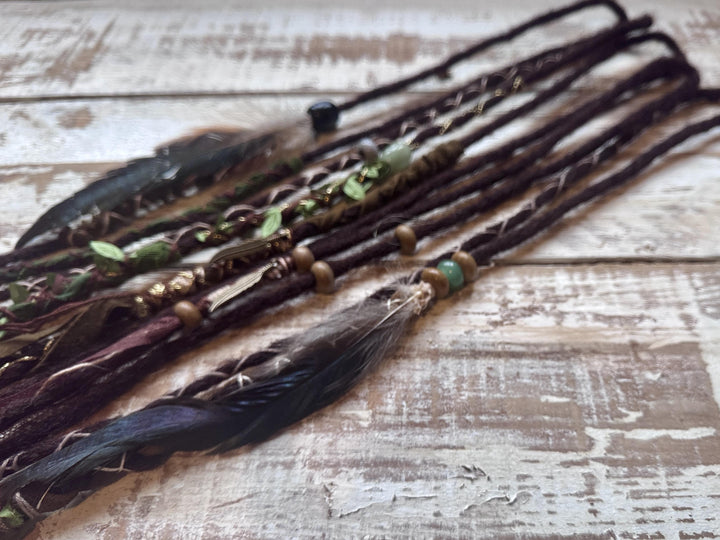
top-left (379, 141), bottom-right (412, 173)
top-left (437, 259), bottom-right (465, 293)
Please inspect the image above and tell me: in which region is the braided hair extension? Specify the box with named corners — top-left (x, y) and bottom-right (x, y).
top-left (0, 11), bottom-right (646, 294)
top-left (0, 19), bottom-right (667, 365)
top-left (0, 38), bottom-right (693, 383)
top-left (0, 0), bottom-right (629, 268)
top-left (1, 95), bottom-right (719, 536)
top-left (0, 18), bottom-right (656, 378)
top-left (0, 50), bottom-right (701, 471)
top-left (0, 3), bottom-right (716, 535)
top-left (0, 43), bottom-right (690, 380)
top-left (0, 16), bottom-right (654, 330)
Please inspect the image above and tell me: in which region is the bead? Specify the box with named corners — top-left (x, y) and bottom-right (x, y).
top-left (311, 261), bottom-right (335, 294)
top-left (133, 295), bottom-right (150, 318)
top-left (451, 251), bottom-right (478, 282)
top-left (420, 267), bottom-right (449, 299)
top-left (292, 245), bottom-right (315, 273)
top-left (173, 300), bottom-right (202, 330)
top-left (358, 138), bottom-right (379, 162)
top-left (437, 259), bottom-right (465, 293)
top-left (394, 224), bottom-right (417, 255)
top-left (379, 141), bottom-right (412, 173)
top-left (307, 101), bottom-right (340, 134)
top-left (192, 266), bottom-right (206, 285)
top-left (205, 264), bottom-right (224, 283)
top-left (168, 271), bottom-right (196, 296)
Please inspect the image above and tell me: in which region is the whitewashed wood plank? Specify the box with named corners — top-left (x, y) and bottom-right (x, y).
top-left (26, 262), bottom-right (720, 539)
top-left (0, 0), bottom-right (719, 98)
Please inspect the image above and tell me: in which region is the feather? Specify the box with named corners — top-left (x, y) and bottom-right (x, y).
top-left (209, 228), bottom-right (292, 265)
top-left (15, 129), bottom-right (279, 249)
top-left (0, 282), bottom-right (433, 508)
top-left (0, 402), bottom-right (238, 499)
top-left (207, 263), bottom-right (273, 312)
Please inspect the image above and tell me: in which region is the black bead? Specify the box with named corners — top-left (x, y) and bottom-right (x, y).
top-left (307, 101), bottom-right (340, 134)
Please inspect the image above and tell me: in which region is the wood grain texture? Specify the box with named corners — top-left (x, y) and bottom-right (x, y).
top-left (0, 0), bottom-right (718, 538)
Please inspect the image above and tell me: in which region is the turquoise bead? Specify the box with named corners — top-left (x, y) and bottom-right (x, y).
top-left (437, 259), bottom-right (464, 293)
top-left (379, 141), bottom-right (412, 173)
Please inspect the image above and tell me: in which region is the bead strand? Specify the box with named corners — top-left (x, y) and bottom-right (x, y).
top-left (420, 251), bottom-right (477, 299)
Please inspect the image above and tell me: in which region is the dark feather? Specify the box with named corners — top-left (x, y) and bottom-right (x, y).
top-left (0, 401), bottom-right (236, 498)
top-left (0, 283), bottom-right (431, 503)
top-left (15, 130), bottom-right (276, 248)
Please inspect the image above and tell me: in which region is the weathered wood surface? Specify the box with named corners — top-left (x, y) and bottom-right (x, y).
top-left (0, 0), bottom-right (719, 538)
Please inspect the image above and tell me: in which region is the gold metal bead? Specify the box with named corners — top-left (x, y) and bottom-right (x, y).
top-left (311, 261), bottom-right (335, 294)
top-left (149, 283), bottom-right (166, 297)
top-left (451, 251), bottom-right (478, 282)
top-left (292, 245), bottom-right (315, 273)
top-left (168, 271), bottom-right (196, 296)
top-left (192, 266), bottom-right (206, 285)
top-left (394, 224), bottom-right (417, 256)
top-left (420, 267), bottom-right (449, 299)
top-left (273, 228), bottom-right (293, 253)
top-left (173, 300), bottom-right (203, 330)
top-left (133, 295), bottom-right (150, 318)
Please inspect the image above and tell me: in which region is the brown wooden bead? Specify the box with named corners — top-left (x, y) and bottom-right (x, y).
top-left (451, 250), bottom-right (478, 282)
top-left (173, 300), bottom-right (202, 330)
top-left (420, 267), bottom-right (449, 299)
top-left (394, 224), bottom-right (417, 255)
top-left (292, 245), bottom-right (315, 273)
top-left (311, 261), bottom-right (335, 294)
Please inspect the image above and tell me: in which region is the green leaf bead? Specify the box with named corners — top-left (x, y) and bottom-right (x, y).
top-left (129, 242), bottom-right (174, 273)
top-left (379, 141), bottom-right (412, 173)
top-left (362, 165), bottom-right (381, 180)
top-left (343, 175), bottom-right (366, 201)
top-left (95, 258), bottom-right (121, 277)
top-left (437, 259), bottom-right (465, 293)
top-left (89, 240), bottom-right (125, 262)
top-left (0, 504), bottom-right (25, 528)
top-left (215, 220), bottom-right (234, 235)
top-left (260, 207), bottom-right (283, 237)
top-left (55, 272), bottom-right (92, 302)
top-left (8, 282), bottom-right (29, 305)
top-left (297, 199), bottom-right (319, 217)
top-left (195, 230), bottom-right (211, 243)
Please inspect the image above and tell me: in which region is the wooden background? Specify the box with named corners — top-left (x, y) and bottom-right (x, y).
top-left (1, 0), bottom-right (719, 538)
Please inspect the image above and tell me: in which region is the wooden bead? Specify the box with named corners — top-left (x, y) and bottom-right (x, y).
top-left (173, 300), bottom-right (202, 330)
top-left (311, 261), bottom-right (335, 294)
top-left (451, 250), bottom-right (478, 282)
top-left (394, 224), bottom-right (417, 256)
top-left (358, 138), bottom-right (379, 162)
top-left (292, 245), bottom-right (315, 273)
top-left (420, 267), bottom-right (449, 299)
